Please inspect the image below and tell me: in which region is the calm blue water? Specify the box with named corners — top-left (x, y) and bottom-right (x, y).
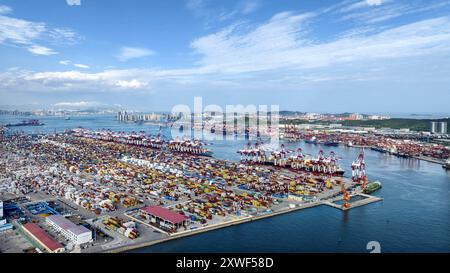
top-left (1, 114), bottom-right (449, 253)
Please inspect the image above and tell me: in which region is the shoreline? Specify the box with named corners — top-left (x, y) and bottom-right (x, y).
top-left (105, 201), bottom-right (323, 253)
top-left (412, 155), bottom-right (446, 165)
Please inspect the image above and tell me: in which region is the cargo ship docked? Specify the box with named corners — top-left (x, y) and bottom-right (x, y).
top-left (304, 136), bottom-right (317, 144)
top-left (238, 143), bottom-right (345, 176)
top-left (70, 128), bottom-right (213, 156)
top-left (167, 139), bottom-right (213, 157)
top-left (5, 119), bottom-right (44, 127)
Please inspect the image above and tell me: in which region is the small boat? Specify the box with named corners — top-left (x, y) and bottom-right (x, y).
top-left (334, 168), bottom-right (345, 176)
top-left (65, 116), bottom-right (71, 120)
top-left (363, 181), bottom-right (382, 194)
top-left (200, 150), bottom-right (214, 157)
top-left (323, 141), bottom-right (339, 147)
top-left (443, 159), bottom-right (450, 170)
top-left (305, 137), bottom-right (317, 144)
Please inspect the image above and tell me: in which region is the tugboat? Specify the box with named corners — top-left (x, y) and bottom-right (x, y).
top-left (305, 136), bottom-right (317, 144)
top-left (363, 181), bottom-right (382, 194)
top-left (5, 119), bottom-right (44, 127)
top-left (323, 141), bottom-right (339, 147)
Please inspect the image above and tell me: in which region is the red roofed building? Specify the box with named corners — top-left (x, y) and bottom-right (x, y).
top-left (140, 206), bottom-right (189, 232)
top-left (22, 223), bottom-right (64, 253)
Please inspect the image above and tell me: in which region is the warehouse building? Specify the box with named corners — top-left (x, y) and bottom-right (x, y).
top-left (22, 223), bottom-right (65, 253)
top-left (140, 206), bottom-right (189, 232)
top-left (46, 215), bottom-right (92, 245)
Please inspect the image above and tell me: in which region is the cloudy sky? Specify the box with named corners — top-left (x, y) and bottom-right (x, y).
top-left (0, 0), bottom-right (449, 113)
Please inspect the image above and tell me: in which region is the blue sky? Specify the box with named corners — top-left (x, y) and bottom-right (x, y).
top-left (0, 0), bottom-right (450, 113)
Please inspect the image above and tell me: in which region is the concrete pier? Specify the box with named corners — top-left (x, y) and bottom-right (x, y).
top-left (322, 193), bottom-right (383, 211)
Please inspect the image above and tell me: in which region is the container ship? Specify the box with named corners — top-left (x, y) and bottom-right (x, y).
top-left (167, 139), bottom-right (213, 157)
top-left (237, 141), bottom-right (267, 164)
top-left (5, 119), bottom-right (44, 127)
top-left (238, 143), bottom-right (345, 176)
top-left (71, 128), bottom-right (213, 157)
top-left (71, 128), bottom-right (165, 149)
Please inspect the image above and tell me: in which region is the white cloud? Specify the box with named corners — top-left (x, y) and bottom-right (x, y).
top-left (338, 0), bottom-right (450, 25)
top-left (366, 0), bottom-right (384, 6)
top-left (339, 2), bottom-right (409, 24)
top-left (46, 27), bottom-right (81, 45)
top-left (27, 45), bottom-right (57, 55)
top-left (186, 0), bottom-right (202, 10)
top-left (115, 79), bottom-right (148, 89)
top-left (116, 47), bottom-right (156, 62)
top-left (186, 0), bottom-right (261, 26)
top-left (73, 63), bottom-right (90, 69)
top-left (240, 0), bottom-right (261, 14)
top-left (0, 5), bottom-right (13, 14)
top-left (2, 9), bottom-right (450, 95)
top-left (59, 60), bottom-right (90, 69)
top-left (59, 60), bottom-right (71, 65)
top-left (0, 8), bottom-right (79, 55)
top-left (66, 0), bottom-right (81, 6)
top-left (26, 71), bottom-right (100, 81)
top-left (0, 15), bottom-right (46, 45)
top-left (190, 12), bottom-right (450, 73)
top-left (54, 101), bottom-right (99, 108)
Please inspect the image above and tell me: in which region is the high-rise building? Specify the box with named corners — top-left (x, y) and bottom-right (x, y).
top-left (431, 122), bottom-right (448, 134)
top-left (431, 122), bottom-right (438, 133)
top-left (440, 122), bottom-right (448, 134)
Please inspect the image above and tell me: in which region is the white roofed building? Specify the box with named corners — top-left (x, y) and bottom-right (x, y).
top-left (46, 214), bottom-right (92, 245)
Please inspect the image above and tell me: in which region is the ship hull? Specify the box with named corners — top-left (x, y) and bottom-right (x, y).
top-left (323, 142), bottom-right (339, 147)
top-left (262, 160), bottom-right (345, 176)
top-left (363, 182), bottom-right (382, 194)
top-left (6, 123), bottom-right (44, 127)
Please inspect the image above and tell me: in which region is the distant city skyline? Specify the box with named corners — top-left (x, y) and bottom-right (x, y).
top-left (1, 0), bottom-right (450, 112)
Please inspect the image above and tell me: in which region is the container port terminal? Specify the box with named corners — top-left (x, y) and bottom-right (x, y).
top-left (0, 127), bottom-right (384, 253)
top-left (0, 113), bottom-right (448, 253)
top-left (280, 124), bottom-right (450, 166)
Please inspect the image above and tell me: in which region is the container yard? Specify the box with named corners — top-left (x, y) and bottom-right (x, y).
top-left (1, 129), bottom-right (383, 253)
